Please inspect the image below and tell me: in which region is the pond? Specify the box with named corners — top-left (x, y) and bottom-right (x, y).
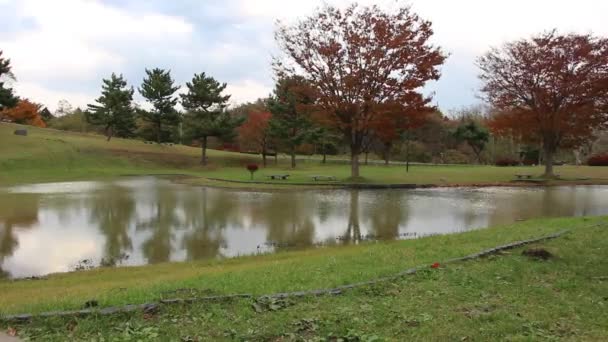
top-left (1, 177), bottom-right (607, 278)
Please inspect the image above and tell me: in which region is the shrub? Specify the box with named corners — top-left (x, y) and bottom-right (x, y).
top-left (442, 149), bottom-right (470, 164)
top-left (587, 153), bottom-right (608, 166)
top-left (246, 163), bottom-right (259, 180)
top-left (495, 157), bottom-right (519, 167)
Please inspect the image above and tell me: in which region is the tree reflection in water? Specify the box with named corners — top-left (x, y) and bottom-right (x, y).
top-left (137, 184), bottom-right (183, 264)
top-left (180, 188), bottom-right (234, 260)
top-left (0, 193), bottom-right (40, 278)
top-left (88, 184), bottom-right (136, 260)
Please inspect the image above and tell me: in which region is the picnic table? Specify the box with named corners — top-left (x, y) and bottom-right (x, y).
top-left (311, 175), bottom-right (337, 181)
top-left (266, 174), bottom-right (290, 180)
top-left (515, 174), bottom-right (533, 180)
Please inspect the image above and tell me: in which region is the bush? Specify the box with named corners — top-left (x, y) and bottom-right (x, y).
top-left (495, 157), bottom-right (519, 167)
top-left (587, 154), bottom-right (608, 166)
top-left (442, 149), bottom-right (470, 164)
top-left (246, 163), bottom-right (259, 180)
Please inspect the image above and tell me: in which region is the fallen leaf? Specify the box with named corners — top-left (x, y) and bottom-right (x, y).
top-left (7, 327), bottom-right (17, 337)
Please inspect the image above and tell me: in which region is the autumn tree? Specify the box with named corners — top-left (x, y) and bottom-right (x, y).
top-left (275, 3), bottom-right (446, 178)
top-left (181, 73), bottom-right (242, 165)
top-left (0, 51), bottom-right (18, 111)
top-left (479, 31), bottom-right (608, 177)
top-left (453, 120), bottom-right (490, 164)
top-left (0, 99), bottom-right (46, 127)
top-left (139, 68), bottom-right (180, 143)
top-left (87, 73), bottom-right (137, 141)
top-left (373, 104), bottom-right (431, 167)
top-left (239, 111), bottom-right (272, 167)
top-left (268, 76), bottom-right (317, 168)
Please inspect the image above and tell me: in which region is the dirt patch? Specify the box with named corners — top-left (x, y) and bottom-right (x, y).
top-left (522, 248), bottom-right (554, 260)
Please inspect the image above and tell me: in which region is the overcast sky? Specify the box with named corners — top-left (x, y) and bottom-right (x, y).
top-left (1, 0), bottom-right (608, 113)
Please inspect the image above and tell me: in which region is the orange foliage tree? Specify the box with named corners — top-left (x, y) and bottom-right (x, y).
top-left (0, 99), bottom-right (46, 127)
top-left (479, 31), bottom-right (608, 177)
top-left (238, 111), bottom-right (272, 167)
top-left (373, 104), bottom-right (432, 167)
top-left (275, 3), bottom-right (446, 178)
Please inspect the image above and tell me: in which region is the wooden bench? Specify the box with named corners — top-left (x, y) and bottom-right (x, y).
top-left (266, 174), bottom-right (290, 180)
top-left (515, 174), bottom-right (533, 180)
top-left (311, 175), bottom-right (337, 181)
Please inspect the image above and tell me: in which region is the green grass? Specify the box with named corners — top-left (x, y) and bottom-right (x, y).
top-left (1, 216), bottom-right (607, 340)
top-left (1, 122), bottom-right (607, 189)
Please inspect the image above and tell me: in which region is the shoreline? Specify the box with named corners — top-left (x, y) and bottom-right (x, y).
top-left (191, 176), bottom-right (608, 191)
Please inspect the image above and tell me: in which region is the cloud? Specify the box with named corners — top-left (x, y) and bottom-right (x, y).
top-left (13, 82), bottom-right (93, 110)
top-left (1, 0), bottom-right (194, 110)
top-left (226, 80), bottom-right (273, 106)
top-left (3, 0), bottom-right (608, 112)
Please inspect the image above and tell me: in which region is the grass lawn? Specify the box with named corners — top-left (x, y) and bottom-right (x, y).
top-left (1, 122), bottom-right (607, 189)
top-left (0, 216), bottom-right (607, 340)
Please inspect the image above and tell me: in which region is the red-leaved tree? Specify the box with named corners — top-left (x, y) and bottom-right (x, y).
top-left (0, 99), bottom-right (46, 128)
top-left (479, 31), bottom-right (608, 177)
top-left (275, 3), bottom-right (446, 178)
top-left (238, 111), bottom-right (272, 167)
top-left (373, 103), bottom-right (431, 167)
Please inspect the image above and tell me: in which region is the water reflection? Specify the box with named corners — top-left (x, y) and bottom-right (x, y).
top-left (1, 177), bottom-right (607, 278)
top-left (0, 194), bottom-right (40, 278)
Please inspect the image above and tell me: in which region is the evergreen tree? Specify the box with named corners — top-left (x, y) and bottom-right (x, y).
top-left (181, 73), bottom-right (242, 164)
top-left (310, 127), bottom-right (342, 164)
top-left (453, 120), bottom-right (490, 164)
top-left (0, 50), bottom-right (19, 111)
top-left (138, 68), bottom-right (179, 143)
top-left (268, 76), bottom-right (316, 168)
top-left (87, 73), bottom-right (137, 141)
top-left (39, 107), bottom-right (55, 123)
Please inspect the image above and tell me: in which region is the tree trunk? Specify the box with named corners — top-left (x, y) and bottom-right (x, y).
top-left (406, 135), bottom-right (411, 173)
top-left (262, 145), bottom-right (267, 167)
top-left (291, 146), bottom-right (296, 168)
top-left (543, 144), bottom-right (555, 178)
top-left (474, 149), bottom-right (482, 164)
top-left (156, 121), bottom-right (161, 144)
top-left (384, 142), bottom-right (391, 165)
top-left (321, 138), bottom-right (327, 164)
top-left (105, 126), bottom-right (113, 142)
top-left (274, 150), bottom-right (278, 165)
top-left (364, 151), bottom-right (369, 165)
top-left (350, 148), bottom-right (360, 178)
top-left (201, 136), bottom-right (207, 165)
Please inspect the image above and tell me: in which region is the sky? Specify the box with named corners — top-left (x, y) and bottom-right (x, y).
top-left (1, 0), bottom-right (608, 113)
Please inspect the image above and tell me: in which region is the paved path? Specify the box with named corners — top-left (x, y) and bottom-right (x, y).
top-left (0, 333), bottom-right (20, 341)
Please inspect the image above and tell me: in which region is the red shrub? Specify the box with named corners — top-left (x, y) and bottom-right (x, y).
top-left (246, 163), bottom-right (259, 180)
top-left (587, 154), bottom-right (608, 166)
top-left (495, 157), bottom-right (519, 167)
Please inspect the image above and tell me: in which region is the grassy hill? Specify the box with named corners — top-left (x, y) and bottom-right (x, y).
top-left (1, 122), bottom-right (606, 187)
top-left (0, 123), bottom-right (254, 185)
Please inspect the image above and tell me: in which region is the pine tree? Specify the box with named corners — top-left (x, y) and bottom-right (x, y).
top-left (0, 50), bottom-right (19, 111)
top-left (138, 68), bottom-right (180, 143)
top-left (87, 73), bottom-right (137, 141)
top-left (181, 73), bottom-right (243, 165)
top-left (268, 76), bottom-right (316, 168)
